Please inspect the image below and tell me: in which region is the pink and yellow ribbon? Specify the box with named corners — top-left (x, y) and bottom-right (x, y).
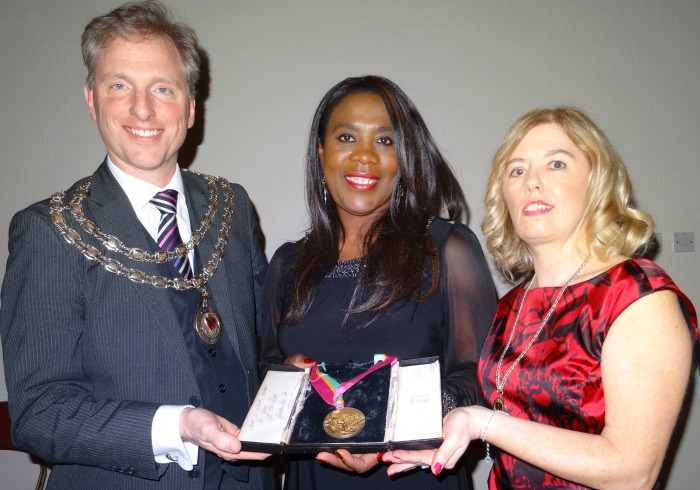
top-left (309, 354), bottom-right (397, 408)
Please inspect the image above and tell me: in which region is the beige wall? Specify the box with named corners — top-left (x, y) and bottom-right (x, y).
top-left (1, 1), bottom-right (698, 488)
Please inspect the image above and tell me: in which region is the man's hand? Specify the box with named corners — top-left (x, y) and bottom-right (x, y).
top-left (179, 407), bottom-right (269, 461)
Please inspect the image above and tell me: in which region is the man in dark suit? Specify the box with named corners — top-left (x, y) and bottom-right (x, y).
top-left (0, 1), bottom-right (274, 489)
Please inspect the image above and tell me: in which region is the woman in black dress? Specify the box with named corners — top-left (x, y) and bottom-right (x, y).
top-left (259, 75), bottom-right (497, 490)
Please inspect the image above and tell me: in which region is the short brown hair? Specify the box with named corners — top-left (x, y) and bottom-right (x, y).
top-left (82, 0), bottom-right (200, 98)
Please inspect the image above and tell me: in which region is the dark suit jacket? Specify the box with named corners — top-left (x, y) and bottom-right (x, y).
top-left (0, 162), bottom-right (273, 489)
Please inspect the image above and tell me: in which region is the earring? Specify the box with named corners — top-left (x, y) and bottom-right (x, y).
top-left (321, 178), bottom-right (327, 205)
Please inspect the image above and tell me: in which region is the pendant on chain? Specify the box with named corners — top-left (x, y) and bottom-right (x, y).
top-left (493, 395), bottom-right (505, 412)
top-left (193, 288), bottom-right (223, 344)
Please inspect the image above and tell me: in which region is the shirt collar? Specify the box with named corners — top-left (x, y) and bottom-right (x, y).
top-left (107, 157), bottom-right (187, 213)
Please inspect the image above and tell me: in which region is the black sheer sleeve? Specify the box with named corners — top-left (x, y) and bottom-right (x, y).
top-left (257, 241), bottom-right (297, 375)
top-left (439, 223), bottom-right (498, 413)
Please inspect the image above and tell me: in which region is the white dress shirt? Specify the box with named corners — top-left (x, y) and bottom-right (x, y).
top-left (107, 158), bottom-right (199, 470)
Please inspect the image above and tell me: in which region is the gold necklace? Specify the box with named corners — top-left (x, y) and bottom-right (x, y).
top-left (48, 170), bottom-right (234, 345)
top-left (493, 254), bottom-right (592, 412)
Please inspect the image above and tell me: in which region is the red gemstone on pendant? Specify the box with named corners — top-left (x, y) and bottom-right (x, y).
top-left (206, 315), bottom-right (217, 331)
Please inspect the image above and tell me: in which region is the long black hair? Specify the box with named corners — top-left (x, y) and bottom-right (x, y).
top-left (284, 75), bottom-right (468, 327)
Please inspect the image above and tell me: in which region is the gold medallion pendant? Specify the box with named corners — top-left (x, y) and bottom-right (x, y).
top-left (322, 407), bottom-right (366, 439)
top-left (493, 395), bottom-right (505, 412)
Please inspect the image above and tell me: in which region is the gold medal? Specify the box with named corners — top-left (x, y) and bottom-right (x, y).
top-left (323, 407), bottom-right (365, 439)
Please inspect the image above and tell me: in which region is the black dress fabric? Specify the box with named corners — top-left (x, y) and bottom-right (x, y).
top-left (259, 218), bottom-right (498, 490)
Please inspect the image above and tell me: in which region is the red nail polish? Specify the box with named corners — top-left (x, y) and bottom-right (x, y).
top-left (433, 462), bottom-right (443, 475)
top-left (303, 357), bottom-right (315, 364)
top-left (376, 451), bottom-right (385, 463)
top-left (335, 450), bottom-right (344, 460)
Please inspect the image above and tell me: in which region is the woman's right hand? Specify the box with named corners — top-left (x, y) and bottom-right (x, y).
top-left (283, 354), bottom-right (315, 369)
top-left (385, 405), bottom-right (488, 475)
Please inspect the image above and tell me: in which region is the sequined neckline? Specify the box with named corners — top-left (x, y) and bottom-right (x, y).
top-left (325, 258), bottom-right (362, 278)
top-left (321, 216), bottom-right (435, 279)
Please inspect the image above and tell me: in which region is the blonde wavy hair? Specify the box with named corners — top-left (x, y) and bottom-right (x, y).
top-left (482, 107), bottom-right (653, 282)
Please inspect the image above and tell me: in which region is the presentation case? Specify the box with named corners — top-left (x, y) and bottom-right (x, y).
top-left (239, 357), bottom-right (443, 454)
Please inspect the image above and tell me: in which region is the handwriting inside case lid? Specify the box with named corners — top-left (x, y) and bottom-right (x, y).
top-left (239, 370), bottom-right (308, 444)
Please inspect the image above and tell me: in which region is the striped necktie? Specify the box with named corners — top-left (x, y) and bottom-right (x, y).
top-left (150, 189), bottom-right (193, 279)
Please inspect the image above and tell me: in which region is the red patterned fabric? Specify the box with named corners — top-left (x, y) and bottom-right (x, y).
top-left (479, 259), bottom-right (698, 489)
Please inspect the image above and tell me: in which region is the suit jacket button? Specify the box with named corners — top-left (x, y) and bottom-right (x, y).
top-left (218, 384), bottom-right (227, 393)
top-left (208, 349), bottom-right (217, 357)
top-left (188, 469), bottom-right (201, 479)
top-left (189, 396), bottom-right (201, 407)
top-left (166, 452), bottom-right (179, 462)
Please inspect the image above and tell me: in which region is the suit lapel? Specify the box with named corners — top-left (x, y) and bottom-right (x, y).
top-left (87, 162), bottom-right (196, 374)
top-left (183, 171), bottom-right (243, 360)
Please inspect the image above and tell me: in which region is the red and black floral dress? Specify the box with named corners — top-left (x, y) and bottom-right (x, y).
top-left (479, 259), bottom-right (698, 489)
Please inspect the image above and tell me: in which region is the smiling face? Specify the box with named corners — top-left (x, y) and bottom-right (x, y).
top-left (318, 92), bottom-right (399, 228)
top-left (503, 123), bottom-right (591, 252)
top-left (84, 35), bottom-right (195, 186)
